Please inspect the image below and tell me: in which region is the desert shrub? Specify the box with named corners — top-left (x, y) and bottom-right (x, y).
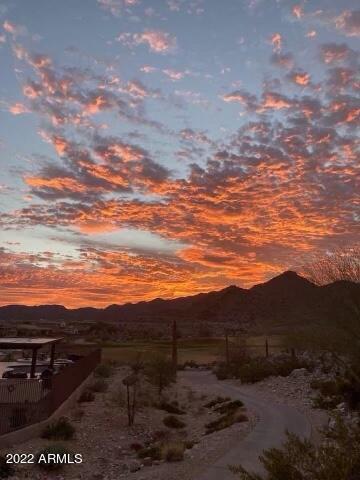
top-left (0, 456), bottom-right (15, 478)
top-left (94, 363), bottom-right (113, 378)
top-left (312, 394), bottom-right (342, 410)
top-left (89, 378), bottom-right (108, 393)
top-left (163, 415), bottom-right (186, 429)
top-left (41, 417), bottom-right (75, 440)
top-left (205, 411), bottom-right (248, 435)
top-left (214, 363), bottom-right (231, 380)
top-left (162, 441), bottom-right (185, 462)
top-left (130, 442), bottom-right (143, 452)
top-left (275, 357), bottom-right (313, 377)
top-left (313, 379), bottom-right (340, 395)
top-left (311, 376), bottom-right (360, 411)
top-left (204, 396), bottom-right (230, 408)
top-left (228, 356), bottom-right (313, 384)
top-left (214, 400), bottom-right (244, 414)
top-left (184, 440), bottom-right (196, 449)
top-left (339, 377), bottom-right (360, 410)
top-left (205, 413), bottom-right (234, 434)
top-left (137, 445), bottom-right (162, 461)
top-left (236, 360), bottom-right (274, 384)
top-left (78, 389), bottom-right (95, 403)
top-left (230, 416), bottom-right (360, 480)
top-left (36, 445), bottom-right (72, 471)
top-left (235, 413), bottom-right (249, 423)
top-left (158, 401), bottom-right (185, 415)
top-left (146, 354), bottom-right (176, 398)
top-left (152, 429), bottom-right (171, 442)
top-left (71, 408), bottom-right (85, 422)
top-left (110, 384), bottom-right (124, 407)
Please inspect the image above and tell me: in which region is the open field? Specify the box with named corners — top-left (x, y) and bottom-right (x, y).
top-left (102, 336), bottom-right (286, 364)
top-left (102, 338), bottom-right (224, 364)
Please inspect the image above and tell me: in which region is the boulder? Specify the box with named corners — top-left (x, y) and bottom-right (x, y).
top-left (128, 460), bottom-right (142, 472)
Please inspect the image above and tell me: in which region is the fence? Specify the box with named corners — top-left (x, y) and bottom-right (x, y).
top-left (0, 348), bottom-right (101, 436)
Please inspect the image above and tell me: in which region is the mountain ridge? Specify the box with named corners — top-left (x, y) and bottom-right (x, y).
top-left (0, 271), bottom-right (359, 330)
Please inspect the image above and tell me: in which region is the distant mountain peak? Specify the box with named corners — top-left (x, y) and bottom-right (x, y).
top-left (251, 270), bottom-right (315, 293)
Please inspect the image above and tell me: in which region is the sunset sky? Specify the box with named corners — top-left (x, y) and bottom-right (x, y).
top-left (0, 0), bottom-right (359, 307)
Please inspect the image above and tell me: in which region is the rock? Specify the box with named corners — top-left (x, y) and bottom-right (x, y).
top-left (336, 402), bottom-right (347, 413)
top-left (328, 418), bottom-right (337, 429)
top-left (290, 368), bottom-right (308, 378)
top-left (142, 457), bottom-right (153, 467)
top-left (128, 460), bottom-right (142, 472)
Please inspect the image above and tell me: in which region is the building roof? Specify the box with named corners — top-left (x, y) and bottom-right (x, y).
top-left (0, 337), bottom-right (63, 349)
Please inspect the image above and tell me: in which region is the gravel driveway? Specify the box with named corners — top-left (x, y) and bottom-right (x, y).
top-left (182, 370), bottom-right (311, 480)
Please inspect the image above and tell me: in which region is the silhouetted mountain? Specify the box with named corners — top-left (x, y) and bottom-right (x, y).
top-left (0, 271), bottom-right (359, 332)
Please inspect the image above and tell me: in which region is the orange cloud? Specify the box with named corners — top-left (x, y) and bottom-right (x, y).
top-left (8, 103), bottom-right (29, 115)
top-left (291, 72), bottom-right (310, 86)
top-left (25, 176), bottom-right (87, 193)
top-left (270, 32), bottom-right (282, 53)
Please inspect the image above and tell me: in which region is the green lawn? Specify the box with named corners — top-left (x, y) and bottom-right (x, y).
top-left (101, 335), bottom-right (286, 364)
top-left (102, 338), bottom-right (225, 364)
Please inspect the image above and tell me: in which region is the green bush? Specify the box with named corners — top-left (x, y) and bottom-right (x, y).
top-left (41, 417), bottom-right (75, 440)
top-left (36, 445), bottom-right (72, 471)
top-left (163, 415), bottom-right (186, 429)
top-left (89, 378), bottom-right (108, 393)
top-left (0, 456), bottom-right (15, 478)
top-left (230, 416), bottom-right (360, 480)
top-left (94, 363), bottom-right (113, 378)
top-left (78, 389), bottom-right (95, 403)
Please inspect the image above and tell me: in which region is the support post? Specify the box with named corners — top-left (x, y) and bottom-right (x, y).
top-left (30, 348), bottom-right (38, 378)
top-left (265, 338), bottom-right (269, 358)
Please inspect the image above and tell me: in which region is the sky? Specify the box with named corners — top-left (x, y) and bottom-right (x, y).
top-left (0, 0), bottom-right (359, 308)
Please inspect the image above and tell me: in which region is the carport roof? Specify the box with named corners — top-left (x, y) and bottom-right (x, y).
top-left (0, 337), bottom-right (63, 350)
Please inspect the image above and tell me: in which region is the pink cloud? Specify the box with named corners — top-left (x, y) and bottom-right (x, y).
top-left (118, 30), bottom-right (176, 53)
top-left (335, 10), bottom-right (360, 37)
